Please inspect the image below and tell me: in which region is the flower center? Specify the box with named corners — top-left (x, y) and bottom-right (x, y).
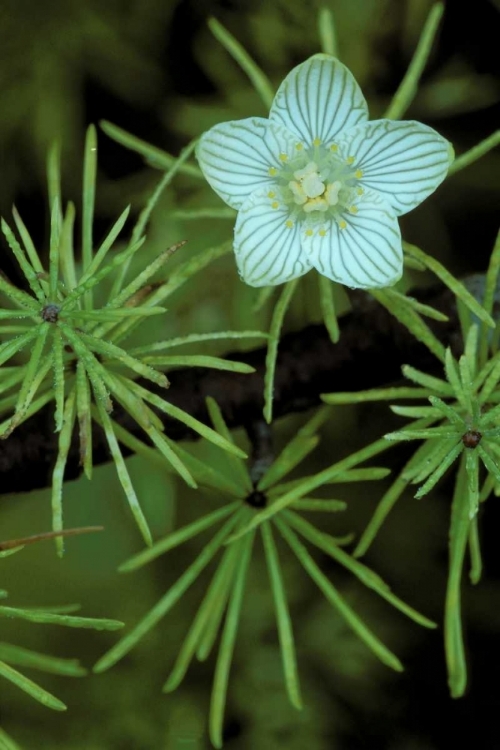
top-left (270, 143), bottom-right (364, 229)
top-left (288, 161), bottom-right (342, 213)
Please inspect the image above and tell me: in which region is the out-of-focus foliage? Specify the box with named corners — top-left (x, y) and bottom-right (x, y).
top-left (0, 0), bottom-right (172, 209)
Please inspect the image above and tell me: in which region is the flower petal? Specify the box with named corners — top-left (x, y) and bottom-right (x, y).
top-left (196, 117), bottom-right (299, 209)
top-left (336, 119), bottom-right (452, 216)
top-left (269, 54), bottom-right (368, 146)
top-left (303, 190), bottom-right (402, 289)
top-left (233, 186), bottom-right (312, 286)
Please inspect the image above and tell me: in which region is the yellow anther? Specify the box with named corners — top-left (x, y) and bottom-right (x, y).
top-left (271, 201), bottom-right (280, 209)
top-left (346, 156), bottom-right (355, 165)
top-left (357, 187), bottom-right (364, 196)
top-left (319, 229), bottom-right (327, 237)
top-left (330, 144), bottom-right (338, 152)
top-left (269, 167), bottom-right (277, 176)
top-left (285, 220), bottom-right (294, 229)
top-left (303, 197), bottom-right (329, 213)
top-left (295, 143), bottom-right (303, 151)
top-left (305, 229), bottom-right (313, 237)
top-left (339, 220), bottom-right (347, 230)
top-left (355, 169), bottom-right (363, 179)
top-left (349, 206), bottom-right (358, 214)
top-left (279, 153), bottom-right (288, 162)
top-left (313, 138), bottom-right (322, 146)
top-left (268, 191), bottom-right (276, 198)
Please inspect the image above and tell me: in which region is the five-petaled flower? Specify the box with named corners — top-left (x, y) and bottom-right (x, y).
top-left (196, 54), bottom-right (453, 289)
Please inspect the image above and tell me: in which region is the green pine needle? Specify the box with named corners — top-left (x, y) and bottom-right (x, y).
top-left (261, 522), bottom-right (303, 710)
top-left (209, 530), bottom-right (254, 749)
top-left (264, 279), bottom-right (298, 423)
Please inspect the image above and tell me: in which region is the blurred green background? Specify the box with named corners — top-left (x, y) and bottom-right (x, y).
top-left (1, 0), bottom-right (499, 747)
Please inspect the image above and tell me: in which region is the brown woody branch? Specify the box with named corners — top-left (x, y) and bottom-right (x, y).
top-left (0, 284), bottom-right (461, 496)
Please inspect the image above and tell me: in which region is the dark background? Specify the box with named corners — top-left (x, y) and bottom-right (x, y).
top-left (1, 0), bottom-right (499, 747)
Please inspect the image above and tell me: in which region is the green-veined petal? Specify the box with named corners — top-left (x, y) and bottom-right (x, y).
top-left (303, 190), bottom-right (402, 289)
top-left (234, 187), bottom-right (312, 286)
top-left (196, 118), bottom-right (298, 210)
top-left (269, 54), bottom-right (368, 146)
top-left (336, 119), bottom-right (452, 216)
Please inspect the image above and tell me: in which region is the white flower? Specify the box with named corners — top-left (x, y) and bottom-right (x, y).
top-left (196, 54), bottom-right (453, 289)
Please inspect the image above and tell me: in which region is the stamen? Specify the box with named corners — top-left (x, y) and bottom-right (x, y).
top-left (279, 153), bottom-right (288, 162)
top-left (303, 197), bottom-right (329, 213)
top-left (269, 167), bottom-right (277, 176)
top-left (325, 181), bottom-right (342, 206)
top-left (271, 201), bottom-right (280, 209)
top-left (338, 220), bottom-right (347, 230)
top-left (294, 162), bottom-right (319, 181)
top-left (313, 138), bottom-right (322, 146)
top-left (289, 181), bottom-right (307, 205)
top-left (355, 169), bottom-right (363, 179)
top-left (285, 220), bottom-right (294, 228)
top-left (346, 156), bottom-right (355, 165)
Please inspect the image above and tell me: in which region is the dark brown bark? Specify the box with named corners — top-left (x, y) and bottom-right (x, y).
top-left (0, 284), bottom-right (460, 495)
